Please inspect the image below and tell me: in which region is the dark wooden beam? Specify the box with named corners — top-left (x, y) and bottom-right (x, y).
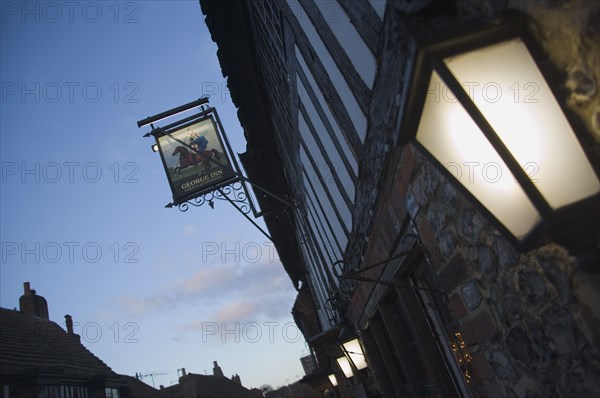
top-left (299, 100), bottom-right (355, 210)
top-left (296, 61), bottom-right (359, 179)
top-left (336, 0), bottom-right (383, 57)
top-left (279, 0), bottom-right (364, 160)
top-left (298, 0), bottom-right (372, 115)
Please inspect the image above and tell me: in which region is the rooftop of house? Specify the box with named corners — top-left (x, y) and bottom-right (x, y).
top-left (0, 306), bottom-right (119, 382)
top-left (0, 282), bottom-right (177, 398)
top-left (120, 374), bottom-right (171, 398)
top-left (162, 372), bottom-right (260, 398)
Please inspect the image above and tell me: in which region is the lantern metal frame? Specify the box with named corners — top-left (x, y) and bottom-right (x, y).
top-left (398, 12), bottom-right (600, 254)
top-left (335, 323), bottom-right (368, 379)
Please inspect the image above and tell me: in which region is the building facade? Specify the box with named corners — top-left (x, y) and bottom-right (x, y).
top-left (200, 0), bottom-right (600, 397)
top-left (161, 364), bottom-right (261, 398)
top-left (0, 283), bottom-right (168, 398)
top-left (1, 283), bottom-right (126, 398)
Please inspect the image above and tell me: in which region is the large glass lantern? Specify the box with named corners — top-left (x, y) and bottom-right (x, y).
top-left (401, 15), bottom-right (600, 251)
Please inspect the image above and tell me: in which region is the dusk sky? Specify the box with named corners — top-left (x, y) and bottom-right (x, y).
top-left (1, 0), bottom-right (307, 389)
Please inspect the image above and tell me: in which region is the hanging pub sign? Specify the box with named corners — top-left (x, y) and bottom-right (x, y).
top-left (137, 98), bottom-right (240, 206)
top-left (155, 116), bottom-right (237, 204)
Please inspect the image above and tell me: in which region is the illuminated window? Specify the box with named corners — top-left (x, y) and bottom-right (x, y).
top-left (104, 388), bottom-right (119, 398)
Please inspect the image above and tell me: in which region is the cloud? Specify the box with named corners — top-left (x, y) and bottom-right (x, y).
top-left (182, 224), bottom-right (199, 237)
top-left (172, 263), bottom-right (239, 295)
top-left (175, 293), bottom-right (296, 344)
top-left (115, 294), bottom-right (174, 317)
top-left (93, 310), bottom-right (114, 321)
top-left (115, 259), bottom-right (296, 324)
top-left (213, 301), bottom-right (261, 323)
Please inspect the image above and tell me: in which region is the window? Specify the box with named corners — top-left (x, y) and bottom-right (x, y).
top-left (38, 385), bottom-right (89, 398)
top-left (362, 253), bottom-right (467, 397)
top-left (104, 388), bottom-right (119, 398)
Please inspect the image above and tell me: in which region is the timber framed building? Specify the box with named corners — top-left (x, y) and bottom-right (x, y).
top-left (200, 1), bottom-right (600, 397)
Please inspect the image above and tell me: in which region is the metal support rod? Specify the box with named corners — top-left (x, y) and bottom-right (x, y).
top-left (334, 249), bottom-right (415, 279)
top-left (136, 97), bottom-right (209, 128)
top-left (154, 109), bottom-right (214, 135)
top-left (211, 106), bottom-right (259, 217)
top-left (216, 187), bottom-right (274, 243)
top-left (334, 236), bottom-right (443, 294)
top-left (343, 275), bottom-right (443, 294)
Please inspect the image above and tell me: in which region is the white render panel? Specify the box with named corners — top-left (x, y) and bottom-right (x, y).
top-left (306, 205), bottom-right (337, 266)
top-left (298, 214), bottom-right (340, 292)
top-left (306, 199), bottom-right (343, 263)
top-left (301, 173), bottom-right (345, 261)
top-left (296, 47), bottom-right (359, 172)
top-left (368, 0), bottom-right (386, 19)
top-left (300, 114), bottom-right (353, 231)
top-left (291, 3), bottom-right (368, 140)
top-left (305, 208), bottom-right (341, 289)
top-left (315, 1), bottom-right (376, 87)
top-left (298, 74), bottom-right (356, 201)
top-left (300, 149), bottom-right (349, 251)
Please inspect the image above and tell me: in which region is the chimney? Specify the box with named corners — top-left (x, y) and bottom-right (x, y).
top-left (19, 282), bottom-right (49, 320)
top-left (64, 314), bottom-right (81, 341)
top-left (232, 374), bottom-right (241, 386)
top-left (213, 361), bottom-right (224, 377)
top-left (65, 314), bottom-right (74, 335)
top-left (181, 368), bottom-right (187, 377)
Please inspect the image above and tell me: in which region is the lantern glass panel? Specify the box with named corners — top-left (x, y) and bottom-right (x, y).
top-left (416, 37), bottom-right (600, 240)
top-left (416, 69), bottom-right (540, 239)
top-left (328, 374), bottom-right (338, 386)
top-left (442, 38), bottom-right (600, 210)
top-left (342, 338), bottom-right (368, 370)
top-left (336, 356), bottom-right (353, 378)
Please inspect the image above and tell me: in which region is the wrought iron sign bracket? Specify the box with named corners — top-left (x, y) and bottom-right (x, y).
top-left (172, 179), bottom-right (276, 242)
top-left (137, 98), bottom-right (297, 244)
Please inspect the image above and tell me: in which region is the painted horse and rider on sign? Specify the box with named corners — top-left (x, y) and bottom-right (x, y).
top-left (156, 116), bottom-right (236, 203)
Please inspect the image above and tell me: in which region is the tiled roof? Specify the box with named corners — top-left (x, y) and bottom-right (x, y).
top-left (163, 374), bottom-right (258, 398)
top-left (0, 307), bottom-right (118, 380)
